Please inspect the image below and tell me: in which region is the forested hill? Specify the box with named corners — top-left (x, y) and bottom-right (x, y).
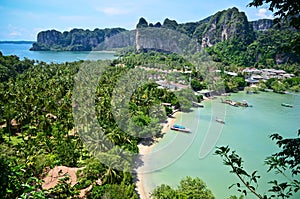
top-left (136, 7), bottom-right (273, 48)
top-left (31, 7), bottom-right (273, 51)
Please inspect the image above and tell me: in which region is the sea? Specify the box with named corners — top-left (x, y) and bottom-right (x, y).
top-left (142, 92), bottom-right (300, 199)
top-left (0, 43), bottom-right (115, 63)
top-left (1, 43), bottom-right (299, 199)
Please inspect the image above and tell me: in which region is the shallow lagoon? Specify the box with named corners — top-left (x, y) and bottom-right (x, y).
top-left (143, 92), bottom-right (300, 199)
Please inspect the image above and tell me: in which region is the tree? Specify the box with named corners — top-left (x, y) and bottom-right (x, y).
top-left (248, 0), bottom-right (300, 29)
top-left (191, 78), bottom-right (205, 91)
top-left (215, 132), bottom-right (300, 199)
top-left (152, 177), bottom-right (215, 199)
top-left (89, 183), bottom-right (138, 199)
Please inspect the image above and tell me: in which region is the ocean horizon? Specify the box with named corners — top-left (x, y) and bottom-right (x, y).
top-left (0, 43), bottom-right (115, 63)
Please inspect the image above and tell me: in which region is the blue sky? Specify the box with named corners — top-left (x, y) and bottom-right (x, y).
top-left (0, 0), bottom-right (274, 40)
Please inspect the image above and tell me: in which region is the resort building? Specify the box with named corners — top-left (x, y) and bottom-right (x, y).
top-left (156, 80), bottom-right (188, 91)
top-left (242, 68), bottom-right (293, 81)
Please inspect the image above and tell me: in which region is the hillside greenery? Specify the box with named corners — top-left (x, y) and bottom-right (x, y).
top-left (0, 51), bottom-right (196, 198)
top-left (151, 177), bottom-right (215, 199)
top-left (1, 2), bottom-right (300, 197)
top-left (207, 28), bottom-right (300, 69)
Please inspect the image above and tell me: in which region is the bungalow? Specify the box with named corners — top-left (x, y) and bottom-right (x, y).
top-left (225, 71), bottom-right (238, 76)
top-left (251, 75), bottom-right (263, 80)
top-left (282, 73), bottom-right (295, 78)
top-left (197, 89), bottom-right (214, 98)
top-left (245, 78), bottom-right (259, 84)
top-left (214, 70), bottom-right (238, 76)
top-left (242, 68), bottom-right (261, 74)
top-left (156, 80), bottom-right (188, 91)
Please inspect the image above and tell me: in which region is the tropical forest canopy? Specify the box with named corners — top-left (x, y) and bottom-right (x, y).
top-left (1, 0), bottom-right (300, 198)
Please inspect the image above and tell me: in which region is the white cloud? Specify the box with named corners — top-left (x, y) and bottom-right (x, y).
top-left (7, 24), bottom-right (22, 38)
top-left (9, 31), bottom-right (21, 37)
top-left (97, 7), bottom-right (130, 15)
top-left (3, 25), bottom-right (34, 40)
top-left (256, 8), bottom-right (273, 19)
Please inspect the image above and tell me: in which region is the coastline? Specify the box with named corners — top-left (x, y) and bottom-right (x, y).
top-left (135, 111), bottom-right (180, 199)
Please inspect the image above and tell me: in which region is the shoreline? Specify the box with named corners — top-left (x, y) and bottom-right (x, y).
top-left (135, 111), bottom-right (181, 199)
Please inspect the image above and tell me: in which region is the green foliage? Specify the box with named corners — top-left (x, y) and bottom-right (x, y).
top-left (76, 158), bottom-right (105, 189)
top-left (215, 132), bottom-right (300, 199)
top-left (191, 78), bottom-right (207, 91)
top-left (266, 133), bottom-right (300, 176)
top-left (207, 29), bottom-right (300, 68)
top-left (120, 50), bottom-right (193, 71)
top-left (0, 156), bottom-right (25, 198)
top-left (224, 76), bottom-right (246, 92)
top-left (248, 0), bottom-right (300, 29)
top-left (0, 54), bottom-right (143, 198)
top-left (175, 89), bottom-right (196, 112)
top-left (152, 176), bottom-right (215, 199)
top-left (263, 77), bottom-right (300, 93)
top-left (152, 184), bottom-right (177, 199)
top-left (47, 175), bottom-right (80, 198)
top-left (89, 180), bottom-right (138, 199)
top-left (0, 53), bottom-right (33, 82)
top-left (163, 18), bottom-right (178, 30)
top-left (215, 146), bottom-right (262, 198)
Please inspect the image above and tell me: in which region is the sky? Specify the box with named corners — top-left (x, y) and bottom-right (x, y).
top-left (0, 0), bottom-right (274, 41)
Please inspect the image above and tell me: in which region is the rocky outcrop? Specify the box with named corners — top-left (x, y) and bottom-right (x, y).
top-left (95, 30), bottom-right (136, 50)
top-left (199, 7), bottom-right (253, 47)
top-left (31, 7), bottom-right (274, 51)
top-left (136, 17), bottom-right (148, 28)
top-left (250, 19), bottom-right (274, 31)
top-left (30, 28), bottom-right (127, 51)
top-left (135, 7), bottom-right (264, 50)
top-left (135, 28), bottom-right (195, 54)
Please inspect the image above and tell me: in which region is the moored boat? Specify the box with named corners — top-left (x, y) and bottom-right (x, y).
top-left (192, 101), bottom-right (204, 108)
top-left (216, 118), bottom-right (225, 124)
top-left (171, 124), bottom-right (191, 133)
top-left (281, 103), bottom-right (293, 108)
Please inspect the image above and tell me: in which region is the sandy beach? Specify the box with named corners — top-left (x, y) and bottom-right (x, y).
top-left (135, 111), bottom-right (180, 199)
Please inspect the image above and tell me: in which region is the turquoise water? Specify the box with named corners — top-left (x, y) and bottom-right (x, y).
top-left (0, 43), bottom-right (115, 63)
top-left (1, 43), bottom-right (299, 199)
top-left (142, 92), bottom-right (300, 199)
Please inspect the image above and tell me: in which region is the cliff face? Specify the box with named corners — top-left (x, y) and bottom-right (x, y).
top-left (135, 28), bottom-right (197, 54)
top-left (250, 19), bottom-right (274, 31)
top-left (135, 7), bottom-right (264, 51)
top-left (199, 8), bottom-right (253, 47)
top-left (30, 28), bottom-right (127, 51)
top-left (31, 7), bottom-right (274, 51)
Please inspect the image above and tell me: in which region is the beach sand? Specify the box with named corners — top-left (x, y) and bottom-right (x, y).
top-left (135, 111), bottom-right (180, 199)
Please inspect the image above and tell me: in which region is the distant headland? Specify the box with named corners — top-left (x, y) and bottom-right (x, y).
top-left (0, 41), bottom-right (35, 44)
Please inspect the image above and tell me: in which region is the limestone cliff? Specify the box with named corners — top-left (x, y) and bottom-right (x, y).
top-left (30, 28), bottom-right (127, 51)
top-left (250, 19), bottom-right (274, 31)
top-left (135, 7), bottom-right (262, 51)
top-left (31, 7), bottom-right (274, 52)
top-left (199, 7), bottom-right (253, 47)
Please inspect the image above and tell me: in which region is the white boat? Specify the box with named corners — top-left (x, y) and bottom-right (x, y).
top-left (216, 118), bottom-right (225, 124)
top-left (281, 103), bottom-right (293, 108)
top-left (171, 124), bottom-right (191, 133)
